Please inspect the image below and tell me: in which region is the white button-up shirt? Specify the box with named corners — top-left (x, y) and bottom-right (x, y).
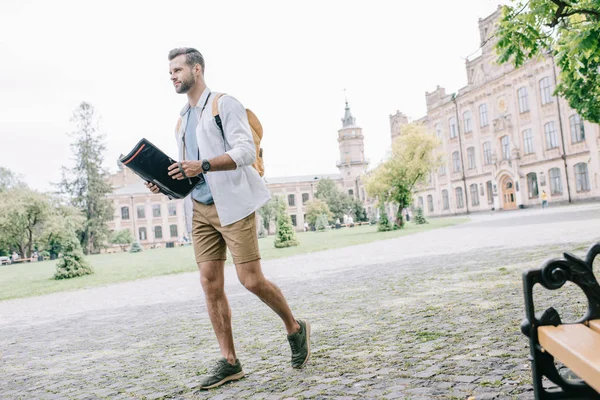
top-left (174, 87), bottom-right (271, 231)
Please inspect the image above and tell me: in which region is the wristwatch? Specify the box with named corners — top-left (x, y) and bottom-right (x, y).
top-left (201, 159), bottom-right (211, 173)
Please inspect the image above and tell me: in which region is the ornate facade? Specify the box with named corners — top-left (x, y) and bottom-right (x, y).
top-left (394, 7), bottom-right (600, 217)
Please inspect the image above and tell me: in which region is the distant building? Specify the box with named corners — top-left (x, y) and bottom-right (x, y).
top-left (392, 7), bottom-right (600, 216)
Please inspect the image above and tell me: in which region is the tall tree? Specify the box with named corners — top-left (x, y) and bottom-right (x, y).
top-left (364, 123), bottom-right (441, 229)
top-left (0, 188), bottom-right (53, 258)
top-left (257, 198), bottom-right (278, 234)
top-left (314, 179), bottom-right (353, 223)
top-left (0, 167), bottom-right (26, 192)
top-left (495, 0), bottom-right (600, 123)
top-left (304, 198), bottom-right (334, 226)
top-left (59, 102), bottom-right (114, 254)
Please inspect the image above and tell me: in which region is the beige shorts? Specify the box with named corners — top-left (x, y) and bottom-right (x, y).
top-left (191, 200), bottom-right (261, 265)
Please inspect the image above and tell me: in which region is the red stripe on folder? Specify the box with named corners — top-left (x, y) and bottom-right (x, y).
top-left (122, 144), bottom-right (146, 165)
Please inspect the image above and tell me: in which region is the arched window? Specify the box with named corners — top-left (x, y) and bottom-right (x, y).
top-left (455, 187), bottom-right (464, 208)
top-left (575, 163), bottom-right (590, 192)
top-left (427, 195), bottom-right (434, 212)
top-left (442, 190), bottom-right (449, 210)
top-left (527, 173), bottom-right (539, 198)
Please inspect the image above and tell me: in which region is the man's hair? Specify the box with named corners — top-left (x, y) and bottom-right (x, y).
top-left (168, 48), bottom-right (205, 73)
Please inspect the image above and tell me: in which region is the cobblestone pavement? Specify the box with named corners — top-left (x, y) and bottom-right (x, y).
top-left (1, 203), bottom-right (599, 400)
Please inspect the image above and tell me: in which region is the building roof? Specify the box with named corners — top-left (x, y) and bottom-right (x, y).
top-left (265, 174), bottom-right (342, 185)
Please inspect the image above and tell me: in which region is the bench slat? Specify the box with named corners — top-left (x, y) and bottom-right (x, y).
top-left (589, 320), bottom-right (600, 335)
top-left (539, 324), bottom-right (600, 393)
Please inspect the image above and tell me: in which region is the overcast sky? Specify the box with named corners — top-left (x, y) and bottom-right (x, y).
top-left (0, 0), bottom-right (508, 192)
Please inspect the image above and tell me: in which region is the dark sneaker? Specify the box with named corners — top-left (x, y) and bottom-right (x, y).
top-left (287, 319), bottom-right (311, 368)
top-left (199, 358), bottom-right (244, 389)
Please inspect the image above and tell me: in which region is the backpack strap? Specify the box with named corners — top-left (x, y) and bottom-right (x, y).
top-left (212, 93), bottom-right (226, 133)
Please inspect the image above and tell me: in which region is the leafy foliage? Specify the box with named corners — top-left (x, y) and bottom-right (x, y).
top-left (110, 229), bottom-right (134, 251)
top-left (377, 205), bottom-right (393, 232)
top-left (364, 123), bottom-right (441, 229)
top-left (58, 102), bottom-right (114, 254)
top-left (496, 1), bottom-right (600, 123)
top-left (414, 207), bottom-right (428, 225)
top-left (129, 241), bottom-right (143, 253)
top-left (305, 198), bottom-right (334, 226)
top-left (315, 214), bottom-right (330, 231)
top-left (274, 199), bottom-right (299, 248)
top-left (54, 235), bottom-right (93, 279)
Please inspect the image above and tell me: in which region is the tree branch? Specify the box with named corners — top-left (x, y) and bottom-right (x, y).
top-left (548, 0), bottom-right (600, 27)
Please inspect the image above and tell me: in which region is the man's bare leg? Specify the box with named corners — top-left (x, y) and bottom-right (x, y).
top-left (198, 260), bottom-right (237, 365)
top-left (235, 259), bottom-right (300, 335)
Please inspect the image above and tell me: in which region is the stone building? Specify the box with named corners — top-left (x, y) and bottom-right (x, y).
top-left (393, 7), bottom-right (600, 217)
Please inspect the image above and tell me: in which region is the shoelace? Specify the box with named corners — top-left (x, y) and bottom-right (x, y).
top-left (289, 337), bottom-right (300, 354)
top-left (209, 359), bottom-right (227, 374)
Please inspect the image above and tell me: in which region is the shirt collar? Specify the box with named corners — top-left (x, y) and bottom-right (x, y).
top-left (179, 87), bottom-right (211, 116)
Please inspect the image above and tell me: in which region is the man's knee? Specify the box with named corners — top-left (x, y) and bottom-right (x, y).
top-left (239, 273), bottom-right (266, 294)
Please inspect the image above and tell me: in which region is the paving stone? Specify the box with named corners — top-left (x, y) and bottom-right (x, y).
top-left (2, 205), bottom-right (599, 400)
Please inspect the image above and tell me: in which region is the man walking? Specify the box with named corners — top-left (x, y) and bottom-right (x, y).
top-left (146, 47), bottom-right (310, 389)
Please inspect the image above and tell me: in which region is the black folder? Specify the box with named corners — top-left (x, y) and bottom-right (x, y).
top-left (119, 138), bottom-right (202, 199)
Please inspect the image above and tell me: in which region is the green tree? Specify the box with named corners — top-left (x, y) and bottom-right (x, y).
top-left (59, 102), bottom-right (114, 254)
top-left (39, 201), bottom-right (85, 259)
top-left (414, 207), bottom-right (428, 225)
top-left (258, 198), bottom-right (278, 234)
top-left (350, 199), bottom-right (367, 222)
top-left (364, 123), bottom-right (441, 229)
top-left (315, 179), bottom-right (353, 223)
top-left (274, 200), bottom-right (299, 248)
top-left (0, 167), bottom-right (26, 192)
top-left (0, 188), bottom-right (54, 258)
top-left (377, 204), bottom-right (393, 232)
top-left (495, 1), bottom-right (600, 123)
top-left (304, 198), bottom-right (333, 226)
top-left (129, 241), bottom-right (143, 253)
top-left (110, 229), bottom-right (134, 252)
top-left (315, 214), bottom-right (329, 231)
top-left (54, 235), bottom-right (93, 279)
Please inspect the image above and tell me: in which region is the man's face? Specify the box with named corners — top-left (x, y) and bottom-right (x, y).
top-left (169, 55), bottom-right (196, 94)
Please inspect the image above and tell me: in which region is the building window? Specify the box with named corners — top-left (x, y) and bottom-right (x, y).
top-left (361, 188), bottom-right (365, 201)
top-left (549, 168), bottom-right (562, 195)
top-left (435, 123), bottom-right (442, 138)
top-left (290, 215), bottom-right (297, 226)
top-left (348, 189), bottom-right (354, 197)
top-left (168, 203), bottom-right (177, 216)
top-left (501, 136), bottom-right (510, 160)
top-left (121, 206), bottom-right (130, 220)
top-left (527, 172), bottom-right (539, 198)
top-left (467, 147), bottom-right (476, 169)
top-left (452, 151), bottom-right (461, 172)
top-left (575, 163), bottom-right (590, 192)
top-left (136, 205), bottom-right (145, 219)
top-left (288, 194), bottom-right (295, 207)
top-left (479, 104), bottom-right (489, 127)
top-left (463, 111), bottom-right (472, 133)
top-left (170, 224), bottom-right (178, 238)
top-left (439, 165), bottom-right (446, 176)
top-left (152, 204), bottom-right (161, 218)
top-left (517, 87), bottom-right (530, 113)
top-left (523, 129), bottom-right (534, 154)
top-left (540, 77), bottom-right (553, 105)
top-left (427, 195), bottom-right (434, 213)
top-left (569, 114), bottom-right (585, 143)
top-left (449, 117), bottom-right (457, 138)
top-left (470, 184), bottom-right (479, 206)
top-left (486, 181), bottom-right (493, 204)
top-left (544, 122), bottom-right (559, 149)
top-left (139, 227), bottom-right (147, 241)
top-left (302, 193), bottom-right (309, 204)
top-left (154, 226), bottom-right (162, 239)
top-left (442, 190), bottom-right (449, 210)
top-left (455, 187), bottom-right (464, 208)
top-left (418, 196), bottom-right (424, 209)
top-left (483, 142), bottom-right (492, 165)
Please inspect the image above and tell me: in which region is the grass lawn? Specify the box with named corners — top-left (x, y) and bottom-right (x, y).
top-left (0, 217), bottom-right (468, 301)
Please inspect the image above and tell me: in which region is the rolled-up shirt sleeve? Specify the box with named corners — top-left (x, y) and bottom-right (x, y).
top-left (221, 95), bottom-right (256, 168)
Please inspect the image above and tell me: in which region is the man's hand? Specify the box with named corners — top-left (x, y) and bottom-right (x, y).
top-left (145, 181), bottom-right (160, 194)
top-left (168, 160), bottom-right (203, 180)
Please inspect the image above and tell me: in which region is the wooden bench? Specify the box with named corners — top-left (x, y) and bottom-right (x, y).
top-left (12, 257), bottom-right (35, 263)
top-left (521, 242), bottom-right (600, 399)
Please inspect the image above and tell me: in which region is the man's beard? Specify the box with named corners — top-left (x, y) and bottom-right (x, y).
top-left (176, 75), bottom-right (195, 93)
